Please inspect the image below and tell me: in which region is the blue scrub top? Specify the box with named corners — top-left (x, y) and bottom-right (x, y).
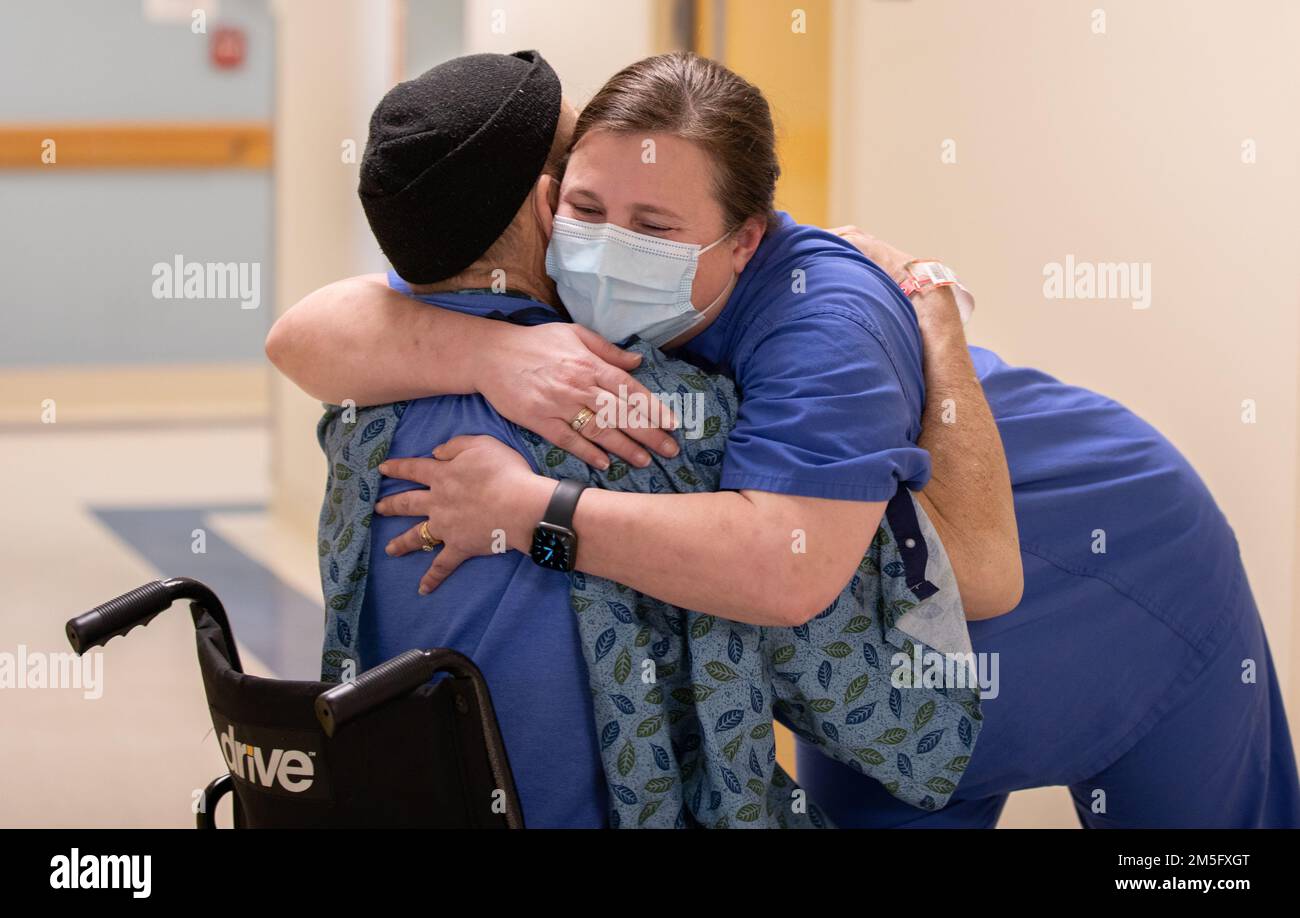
top-left (358, 279), bottom-right (608, 829)
top-left (683, 212), bottom-right (931, 502)
top-left (966, 345), bottom-right (1241, 647)
top-left (685, 219), bottom-right (1260, 818)
top-left (797, 347), bottom-right (1257, 824)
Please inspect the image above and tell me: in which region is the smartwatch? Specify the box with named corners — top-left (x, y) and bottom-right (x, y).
top-left (530, 479), bottom-right (588, 572)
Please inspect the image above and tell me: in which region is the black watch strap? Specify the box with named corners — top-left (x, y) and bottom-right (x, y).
top-left (543, 479), bottom-right (588, 530)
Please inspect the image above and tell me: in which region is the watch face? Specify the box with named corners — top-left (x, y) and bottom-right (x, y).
top-left (531, 524), bottom-right (576, 572)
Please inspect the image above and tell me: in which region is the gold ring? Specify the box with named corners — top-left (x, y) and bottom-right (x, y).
top-left (419, 521), bottom-right (441, 552)
top-left (570, 407), bottom-right (596, 432)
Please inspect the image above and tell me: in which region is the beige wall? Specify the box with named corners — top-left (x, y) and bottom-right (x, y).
top-left (269, 0), bottom-right (402, 544)
top-left (830, 0), bottom-right (1300, 722)
top-left (463, 0), bottom-right (656, 103)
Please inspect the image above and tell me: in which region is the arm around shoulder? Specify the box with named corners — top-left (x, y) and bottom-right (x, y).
top-left (265, 274), bottom-right (490, 406)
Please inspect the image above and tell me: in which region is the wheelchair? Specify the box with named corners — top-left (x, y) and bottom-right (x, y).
top-left (65, 577), bottom-right (524, 828)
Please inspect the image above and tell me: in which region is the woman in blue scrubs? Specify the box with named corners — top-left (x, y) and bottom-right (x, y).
top-left (268, 53), bottom-right (1299, 827)
top-left (797, 346), bottom-right (1300, 827)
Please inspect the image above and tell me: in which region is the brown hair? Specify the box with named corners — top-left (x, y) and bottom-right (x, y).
top-left (568, 52), bottom-right (780, 232)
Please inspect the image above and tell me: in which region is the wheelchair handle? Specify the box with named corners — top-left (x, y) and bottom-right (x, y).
top-left (65, 577), bottom-right (242, 671)
top-left (315, 649), bottom-right (524, 825)
top-left (315, 648), bottom-right (434, 737)
top-left (315, 648), bottom-right (490, 738)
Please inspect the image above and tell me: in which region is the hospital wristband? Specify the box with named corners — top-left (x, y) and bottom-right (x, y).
top-left (899, 260), bottom-right (975, 324)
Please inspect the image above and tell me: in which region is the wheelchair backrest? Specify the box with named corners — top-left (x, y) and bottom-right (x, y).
top-left (193, 611), bottom-right (523, 828)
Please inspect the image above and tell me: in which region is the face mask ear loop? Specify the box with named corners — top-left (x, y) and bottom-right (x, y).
top-left (696, 269), bottom-right (737, 319)
top-left (699, 227), bottom-right (735, 255)
top-left (658, 269), bottom-right (735, 350)
top-left (674, 227), bottom-right (732, 311)
top-left (699, 225), bottom-right (738, 307)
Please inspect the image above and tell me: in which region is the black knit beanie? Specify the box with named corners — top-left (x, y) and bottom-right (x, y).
top-left (358, 50), bottom-right (562, 284)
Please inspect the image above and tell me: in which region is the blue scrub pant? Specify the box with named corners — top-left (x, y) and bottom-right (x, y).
top-left (797, 552), bottom-right (1300, 828)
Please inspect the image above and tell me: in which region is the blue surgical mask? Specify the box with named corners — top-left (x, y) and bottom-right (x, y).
top-left (545, 215), bottom-right (734, 347)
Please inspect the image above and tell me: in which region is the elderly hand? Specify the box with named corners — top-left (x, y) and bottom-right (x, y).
top-left (828, 225), bottom-right (917, 282)
top-left (376, 435), bottom-right (553, 594)
top-left (829, 224), bottom-right (973, 325)
top-left (478, 322), bottom-right (679, 471)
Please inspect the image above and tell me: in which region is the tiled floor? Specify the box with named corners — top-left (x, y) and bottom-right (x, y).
top-left (0, 423), bottom-right (1077, 827)
top-left (0, 424), bottom-right (321, 827)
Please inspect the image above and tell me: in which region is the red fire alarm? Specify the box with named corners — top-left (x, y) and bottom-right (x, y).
top-left (211, 26), bottom-right (246, 70)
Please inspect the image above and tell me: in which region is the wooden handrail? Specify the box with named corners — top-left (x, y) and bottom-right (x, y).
top-left (0, 122), bottom-right (271, 169)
